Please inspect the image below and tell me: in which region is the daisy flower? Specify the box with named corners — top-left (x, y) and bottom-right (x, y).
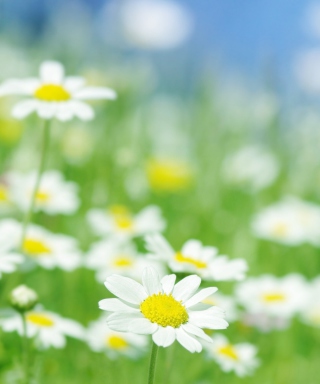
top-left (0, 307), bottom-right (85, 349)
top-left (0, 219), bottom-right (81, 271)
top-left (236, 274), bottom-right (308, 326)
top-left (85, 238), bottom-right (165, 283)
top-left (145, 234), bottom-right (247, 281)
top-left (99, 267), bottom-right (228, 353)
top-left (299, 277), bottom-right (320, 328)
top-left (87, 205), bottom-right (166, 239)
top-left (9, 170), bottom-right (80, 215)
top-left (86, 315), bottom-right (148, 359)
top-left (203, 334), bottom-right (259, 377)
top-left (0, 60), bottom-right (116, 121)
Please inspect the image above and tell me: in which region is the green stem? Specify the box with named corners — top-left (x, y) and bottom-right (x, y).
top-left (20, 119), bottom-right (51, 251)
top-left (21, 313), bottom-right (29, 384)
top-left (147, 342), bottom-right (159, 384)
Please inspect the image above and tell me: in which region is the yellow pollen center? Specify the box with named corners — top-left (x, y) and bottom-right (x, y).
top-left (218, 344), bottom-right (239, 360)
top-left (23, 238), bottom-right (51, 256)
top-left (26, 313), bottom-right (54, 327)
top-left (109, 205), bottom-right (134, 231)
top-left (175, 252), bottom-right (207, 269)
top-left (140, 293), bottom-right (188, 328)
top-left (272, 223), bottom-right (288, 237)
top-left (113, 256), bottom-right (134, 268)
top-left (262, 292), bottom-right (286, 303)
top-left (107, 335), bottom-right (128, 350)
top-left (34, 84), bottom-right (70, 102)
top-left (35, 191), bottom-right (50, 203)
top-left (0, 186), bottom-right (8, 202)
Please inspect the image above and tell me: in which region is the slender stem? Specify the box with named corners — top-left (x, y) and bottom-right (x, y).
top-left (21, 313), bottom-right (29, 384)
top-left (20, 119), bottom-right (51, 251)
top-left (147, 342), bottom-right (159, 384)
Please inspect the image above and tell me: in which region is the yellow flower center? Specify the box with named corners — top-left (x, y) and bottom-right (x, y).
top-left (174, 252), bottom-right (207, 269)
top-left (35, 191), bottom-right (50, 203)
top-left (218, 344), bottom-right (239, 360)
top-left (23, 238), bottom-right (51, 256)
top-left (26, 313), bottom-right (55, 327)
top-left (146, 158), bottom-right (193, 192)
top-left (0, 186), bottom-right (8, 202)
top-left (262, 292), bottom-right (286, 303)
top-left (140, 293), bottom-right (189, 328)
top-left (109, 205), bottom-right (134, 231)
top-left (34, 84), bottom-right (70, 102)
top-left (107, 335), bottom-right (128, 350)
top-left (272, 222), bottom-right (288, 237)
top-left (113, 256), bottom-right (134, 268)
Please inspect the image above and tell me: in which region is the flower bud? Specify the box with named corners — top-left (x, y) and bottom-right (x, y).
top-left (10, 285), bottom-right (38, 312)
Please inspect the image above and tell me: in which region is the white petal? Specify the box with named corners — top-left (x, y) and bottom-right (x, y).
top-left (128, 319), bottom-right (158, 334)
top-left (12, 100), bottom-right (38, 119)
top-left (181, 323), bottom-right (212, 343)
top-left (106, 312), bottom-right (144, 332)
top-left (40, 61), bottom-right (64, 84)
top-left (98, 298), bottom-right (138, 312)
top-left (176, 328), bottom-right (202, 353)
top-left (172, 275), bottom-right (201, 302)
top-left (161, 274), bottom-right (176, 294)
top-left (64, 76), bottom-right (85, 92)
top-left (74, 87), bottom-right (117, 100)
top-left (185, 287), bottom-right (218, 308)
top-left (152, 326), bottom-right (176, 347)
top-left (189, 307), bottom-right (229, 330)
top-left (69, 100), bottom-right (94, 121)
top-left (105, 275), bottom-right (147, 304)
top-left (142, 267), bottom-right (161, 295)
top-left (36, 102), bottom-right (57, 119)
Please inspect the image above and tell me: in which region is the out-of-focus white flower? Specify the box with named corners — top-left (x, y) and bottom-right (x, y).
top-left (294, 49), bottom-right (320, 94)
top-left (252, 197), bottom-right (320, 246)
top-left (145, 234), bottom-right (247, 282)
top-left (0, 178), bottom-right (13, 213)
top-left (223, 146), bottom-right (279, 192)
top-left (9, 170), bottom-right (80, 215)
top-left (99, 267), bottom-right (228, 353)
top-left (0, 219), bottom-right (81, 271)
top-left (236, 274), bottom-right (308, 323)
top-left (10, 285), bottom-right (38, 312)
top-left (119, 0), bottom-right (193, 50)
top-left (0, 307), bottom-right (85, 349)
top-left (86, 315), bottom-right (148, 359)
top-left (202, 334), bottom-right (259, 377)
top-left (87, 205), bottom-right (166, 239)
top-left (195, 293), bottom-right (239, 323)
top-left (0, 61), bottom-right (116, 121)
top-left (299, 277), bottom-right (320, 328)
top-left (85, 239), bottom-right (165, 283)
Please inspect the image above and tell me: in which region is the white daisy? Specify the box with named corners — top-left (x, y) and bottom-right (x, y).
top-left (9, 170), bottom-right (80, 215)
top-left (252, 197), bottom-right (320, 246)
top-left (0, 219), bottom-right (81, 271)
top-left (86, 315), bottom-right (148, 359)
top-left (0, 60), bottom-right (116, 121)
top-left (0, 307), bottom-right (85, 349)
top-left (145, 234), bottom-right (247, 282)
top-left (87, 205), bottom-right (166, 239)
top-left (299, 277), bottom-right (320, 328)
top-left (236, 274), bottom-right (308, 321)
top-left (223, 145), bottom-right (279, 192)
top-left (99, 267), bottom-right (228, 353)
top-left (85, 238), bottom-right (165, 283)
top-left (203, 334), bottom-right (259, 377)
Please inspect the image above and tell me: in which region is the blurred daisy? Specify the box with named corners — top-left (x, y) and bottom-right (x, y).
top-left (0, 234), bottom-right (23, 279)
top-left (0, 307), bottom-right (84, 349)
top-left (299, 277), bottom-right (320, 328)
top-left (203, 334), bottom-right (259, 377)
top-left (236, 274), bottom-right (308, 323)
top-left (252, 197), bottom-right (320, 246)
top-left (87, 205), bottom-right (166, 239)
top-left (0, 61), bottom-right (116, 121)
top-left (145, 234), bottom-right (247, 281)
top-left (0, 219), bottom-right (81, 271)
top-left (85, 239), bottom-right (165, 283)
top-left (195, 293), bottom-right (239, 323)
top-left (86, 315), bottom-right (148, 359)
top-left (146, 157), bottom-right (194, 193)
top-left (10, 170), bottom-right (80, 215)
top-left (99, 267), bottom-right (228, 353)
top-left (223, 146), bottom-right (279, 192)
top-left (0, 177), bottom-right (13, 213)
